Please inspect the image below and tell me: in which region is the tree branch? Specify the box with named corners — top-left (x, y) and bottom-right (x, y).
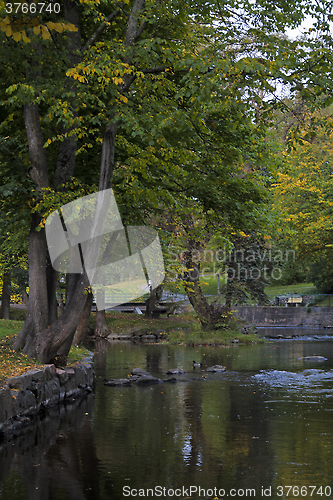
top-left (141, 65), bottom-right (167, 74)
top-left (82, 3), bottom-right (124, 53)
top-left (134, 19), bottom-right (148, 40)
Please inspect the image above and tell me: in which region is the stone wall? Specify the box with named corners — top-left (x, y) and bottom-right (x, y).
top-left (0, 354), bottom-right (95, 437)
top-left (234, 306), bottom-right (333, 328)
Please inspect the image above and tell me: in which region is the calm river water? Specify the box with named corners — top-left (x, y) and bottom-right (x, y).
top-left (1, 329), bottom-right (333, 500)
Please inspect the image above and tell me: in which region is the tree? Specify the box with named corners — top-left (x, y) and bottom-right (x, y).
top-left (272, 105), bottom-right (333, 292)
top-left (1, 0), bottom-right (331, 360)
top-left (224, 234), bottom-right (272, 307)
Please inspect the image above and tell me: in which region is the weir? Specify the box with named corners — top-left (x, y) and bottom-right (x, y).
top-left (234, 306), bottom-right (333, 328)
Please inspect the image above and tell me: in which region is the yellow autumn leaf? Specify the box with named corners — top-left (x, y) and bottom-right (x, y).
top-left (22, 30), bottom-right (30, 43)
top-left (13, 31), bottom-right (21, 42)
top-left (64, 23), bottom-right (78, 32)
top-left (41, 26), bottom-right (50, 39)
top-left (33, 25), bottom-right (41, 35)
top-left (51, 22), bottom-right (65, 33)
top-left (119, 95), bottom-right (128, 103)
top-left (113, 77), bottom-right (124, 85)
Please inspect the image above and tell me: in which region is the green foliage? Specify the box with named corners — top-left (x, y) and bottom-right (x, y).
top-left (271, 110), bottom-right (333, 292)
top-left (307, 252), bottom-right (333, 293)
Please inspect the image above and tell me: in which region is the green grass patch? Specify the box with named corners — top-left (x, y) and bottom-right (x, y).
top-left (67, 344), bottom-right (92, 364)
top-left (0, 319), bottom-right (91, 385)
top-left (265, 282), bottom-right (315, 297)
top-left (97, 310), bottom-right (261, 346)
top-left (165, 324), bottom-right (262, 346)
top-left (199, 274), bottom-right (226, 295)
top-left (9, 307), bottom-right (27, 321)
top-left (0, 333), bottom-right (41, 385)
top-left (91, 310), bottom-right (195, 334)
top-left (0, 319), bottom-right (24, 339)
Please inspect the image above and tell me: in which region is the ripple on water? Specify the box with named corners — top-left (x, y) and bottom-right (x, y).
top-left (252, 369), bottom-right (333, 401)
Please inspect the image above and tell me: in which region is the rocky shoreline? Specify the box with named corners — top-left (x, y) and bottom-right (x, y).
top-left (0, 353), bottom-right (95, 438)
top-left (104, 364), bottom-right (227, 386)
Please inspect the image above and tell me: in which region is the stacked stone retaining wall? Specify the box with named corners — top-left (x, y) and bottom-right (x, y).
top-left (0, 354), bottom-right (95, 437)
top-left (234, 306), bottom-right (333, 327)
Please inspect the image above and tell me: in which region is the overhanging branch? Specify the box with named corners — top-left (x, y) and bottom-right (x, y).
top-left (82, 3), bottom-right (125, 52)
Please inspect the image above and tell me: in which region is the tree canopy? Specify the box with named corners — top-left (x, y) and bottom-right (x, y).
top-left (1, 0), bottom-right (333, 360)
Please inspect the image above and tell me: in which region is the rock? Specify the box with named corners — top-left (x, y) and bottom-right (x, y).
top-left (166, 367), bottom-right (185, 375)
top-left (134, 374), bottom-right (161, 385)
top-left (104, 368), bottom-right (161, 386)
top-left (164, 377), bottom-right (178, 383)
top-left (64, 368), bottom-right (75, 378)
top-left (299, 355), bottom-right (328, 361)
top-left (0, 355), bottom-right (95, 437)
top-left (7, 374), bottom-right (33, 392)
top-left (104, 378), bottom-right (132, 386)
top-left (56, 369), bottom-right (69, 384)
top-left (131, 368), bottom-right (150, 376)
top-left (205, 365), bottom-right (226, 373)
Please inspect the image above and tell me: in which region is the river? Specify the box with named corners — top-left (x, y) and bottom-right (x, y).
top-left (1, 329), bottom-right (333, 500)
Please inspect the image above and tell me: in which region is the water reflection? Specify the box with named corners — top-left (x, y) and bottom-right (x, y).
top-left (1, 332), bottom-right (333, 499)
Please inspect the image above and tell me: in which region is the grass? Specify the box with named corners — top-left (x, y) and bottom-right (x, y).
top-left (265, 282), bottom-right (316, 297)
top-left (164, 323), bottom-right (262, 346)
top-left (0, 319), bottom-right (41, 385)
top-left (67, 344), bottom-right (92, 364)
top-left (0, 319), bottom-right (91, 385)
top-left (93, 310), bottom-right (194, 334)
top-left (95, 310), bottom-right (262, 346)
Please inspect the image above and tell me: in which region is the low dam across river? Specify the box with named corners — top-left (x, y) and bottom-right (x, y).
top-left (234, 305), bottom-right (333, 328)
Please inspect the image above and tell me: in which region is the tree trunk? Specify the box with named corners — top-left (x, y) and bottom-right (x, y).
top-left (73, 290), bottom-right (93, 345)
top-left (145, 287), bottom-right (157, 318)
top-left (95, 310), bottom-right (109, 337)
top-left (14, 0), bottom-right (147, 362)
top-left (225, 271), bottom-right (233, 308)
top-left (47, 251), bottom-right (58, 325)
top-left (56, 280), bottom-right (65, 316)
top-left (0, 272), bottom-right (11, 320)
top-left (14, 213), bottom-right (49, 354)
top-left (34, 272), bottom-right (89, 363)
top-left (182, 248), bottom-right (230, 330)
top-left (22, 289), bottom-right (29, 307)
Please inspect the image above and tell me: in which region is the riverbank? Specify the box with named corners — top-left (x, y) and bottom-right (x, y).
top-left (0, 323), bottom-right (95, 439)
top-left (0, 353), bottom-right (95, 438)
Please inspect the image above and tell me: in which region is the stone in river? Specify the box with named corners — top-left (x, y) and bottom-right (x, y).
top-left (205, 365), bottom-right (226, 373)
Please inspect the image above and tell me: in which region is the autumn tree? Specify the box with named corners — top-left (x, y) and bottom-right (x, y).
top-left (272, 106), bottom-right (333, 292)
top-left (1, 0), bottom-right (332, 359)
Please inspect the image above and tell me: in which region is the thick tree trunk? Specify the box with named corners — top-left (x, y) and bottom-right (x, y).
top-left (34, 272), bottom-right (89, 363)
top-left (94, 289), bottom-right (108, 337)
top-left (47, 252), bottom-right (58, 325)
top-left (94, 309), bottom-right (109, 337)
top-left (145, 287), bottom-right (157, 318)
top-left (73, 290), bottom-right (93, 345)
top-left (0, 272), bottom-right (11, 320)
top-left (182, 248), bottom-right (230, 330)
top-left (56, 280), bottom-right (65, 316)
top-left (14, 214), bottom-right (49, 354)
top-left (14, 0), bottom-right (149, 362)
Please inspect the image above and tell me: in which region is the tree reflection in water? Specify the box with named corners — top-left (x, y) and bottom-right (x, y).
top-left (1, 335), bottom-right (333, 499)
